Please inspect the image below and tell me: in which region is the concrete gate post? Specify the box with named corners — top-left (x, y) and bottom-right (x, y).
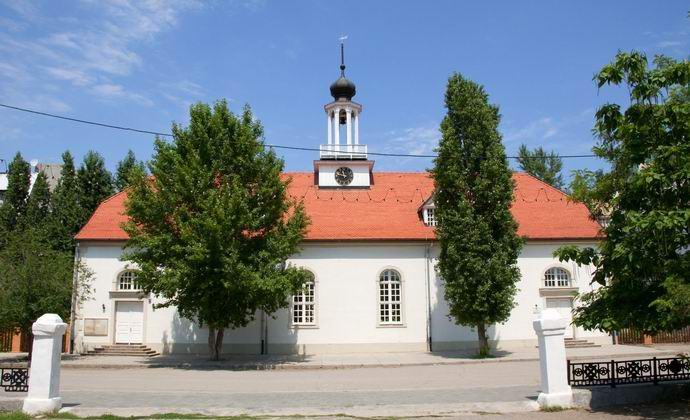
top-left (23, 314), bottom-right (67, 415)
top-left (532, 308), bottom-right (572, 408)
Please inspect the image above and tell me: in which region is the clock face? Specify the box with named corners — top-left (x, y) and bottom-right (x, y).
top-left (334, 167), bottom-right (354, 186)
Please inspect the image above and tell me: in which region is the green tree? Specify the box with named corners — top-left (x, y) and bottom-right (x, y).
top-left (49, 151), bottom-right (86, 253)
top-left (556, 52), bottom-right (690, 334)
top-left (115, 150), bottom-right (146, 191)
top-left (0, 153), bottom-right (31, 235)
top-left (568, 169), bottom-right (606, 218)
top-left (516, 145), bottom-right (564, 190)
top-left (77, 151), bottom-right (114, 217)
top-left (431, 74), bottom-right (523, 357)
top-left (0, 228), bottom-right (91, 355)
top-left (122, 100), bottom-right (310, 360)
top-left (25, 172), bottom-right (51, 229)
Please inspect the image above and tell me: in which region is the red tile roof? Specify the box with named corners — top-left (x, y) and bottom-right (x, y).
top-left (75, 172), bottom-right (602, 242)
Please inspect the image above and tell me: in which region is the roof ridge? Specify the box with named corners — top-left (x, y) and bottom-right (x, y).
top-left (515, 171), bottom-right (572, 200)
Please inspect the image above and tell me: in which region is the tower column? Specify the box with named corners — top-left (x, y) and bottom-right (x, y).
top-left (333, 108), bottom-right (340, 146)
top-left (327, 110), bottom-right (332, 145)
top-left (346, 108), bottom-right (352, 149)
top-left (354, 111), bottom-right (359, 145)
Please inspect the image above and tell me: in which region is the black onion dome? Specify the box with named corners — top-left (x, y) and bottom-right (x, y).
top-left (330, 65), bottom-right (356, 100)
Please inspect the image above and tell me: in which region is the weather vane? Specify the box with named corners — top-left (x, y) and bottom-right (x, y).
top-left (338, 35), bottom-right (348, 75)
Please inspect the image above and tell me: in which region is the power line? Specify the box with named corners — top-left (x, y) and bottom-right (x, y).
top-left (0, 102), bottom-right (599, 160)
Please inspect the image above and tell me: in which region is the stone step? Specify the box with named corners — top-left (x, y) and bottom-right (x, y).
top-left (94, 349), bottom-right (155, 354)
top-left (86, 344), bottom-right (159, 357)
top-left (99, 344), bottom-right (148, 349)
top-left (86, 352), bottom-right (160, 357)
top-left (566, 343), bottom-right (601, 348)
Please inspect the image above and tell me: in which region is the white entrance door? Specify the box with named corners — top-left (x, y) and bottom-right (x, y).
top-left (115, 301), bottom-right (144, 344)
top-left (545, 298), bottom-right (575, 338)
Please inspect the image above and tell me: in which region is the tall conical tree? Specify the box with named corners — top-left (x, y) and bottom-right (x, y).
top-left (516, 144), bottom-right (564, 190)
top-left (77, 151), bottom-right (114, 216)
top-left (25, 172), bottom-right (51, 229)
top-left (431, 73), bottom-right (523, 357)
top-left (115, 150), bottom-right (146, 191)
top-left (49, 151), bottom-right (85, 253)
top-left (0, 153), bottom-right (31, 235)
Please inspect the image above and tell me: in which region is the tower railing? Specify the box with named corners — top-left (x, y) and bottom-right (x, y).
top-left (320, 144), bottom-right (367, 160)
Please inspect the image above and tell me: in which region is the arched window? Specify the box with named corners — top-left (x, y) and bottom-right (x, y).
top-left (544, 267), bottom-right (571, 288)
top-left (379, 269), bottom-right (402, 324)
top-left (117, 270), bottom-right (141, 291)
top-left (292, 272), bottom-right (316, 326)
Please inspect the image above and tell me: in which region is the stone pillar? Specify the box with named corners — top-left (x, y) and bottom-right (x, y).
top-left (532, 308), bottom-right (572, 408)
top-left (345, 108), bottom-right (352, 148)
top-left (333, 108), bottom-right (340, 146)
top-left (354, 112), bottom-right (359, 145)
top-left (327, 110), bottom-right (332, 145)
top-left (23, 314), bottom-right (67, 415)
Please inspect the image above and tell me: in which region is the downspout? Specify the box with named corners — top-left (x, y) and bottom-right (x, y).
top-left (69, 242), bottom-right (80, 354)
top-left (424, 241), bottom-right (433, 352)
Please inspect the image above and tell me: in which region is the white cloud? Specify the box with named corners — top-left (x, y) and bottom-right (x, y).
top-left (0, 0), bottom-right (203, 109)
top-left (382, 125), bottom-right (439, 156)
top-left (161, 80), bottom-right (205, 97)
top-left (45, 67), bottom-right (93, 86)
top-left (503, 117), bottom-right (559, 143)
top-left (92, 83), bottom-right (154, 107)
top-left (657, 40), bottom-right (683, 48)
top-left (0, 0), bottom-right (39, 20)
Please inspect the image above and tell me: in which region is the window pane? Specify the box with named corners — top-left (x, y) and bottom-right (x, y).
top-left (292, 274), bottom-right (316, 325)
top-left (379, 270), bottom-right (402, 324)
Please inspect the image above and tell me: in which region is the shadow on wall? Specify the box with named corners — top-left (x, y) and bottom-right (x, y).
top-left (430, 274), bottom-right (509, 357)
top-left (163, 312), bottom-right (204, 355)
top-left (161, 309), bottom-right (299, 357)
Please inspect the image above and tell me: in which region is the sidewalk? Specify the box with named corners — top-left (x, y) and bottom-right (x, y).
top-left (0, 344), bottom-right (688, 417)
top-left (3, 343), bottom-right (687, 370)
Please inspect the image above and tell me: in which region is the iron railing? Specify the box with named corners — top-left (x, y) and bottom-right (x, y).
top-left (568, 356), bottom-right (690, 387)
top-left (0, 367), bottom-right (29, 392)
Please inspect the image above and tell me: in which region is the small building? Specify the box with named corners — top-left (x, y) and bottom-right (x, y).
top-left (0, 161), bottom-right (62, 205)
top-left (72, 51), bottom-right (607, 355)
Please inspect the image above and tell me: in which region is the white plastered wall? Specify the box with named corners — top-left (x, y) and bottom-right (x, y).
top-left (74, 240), bottom-right (608, 354)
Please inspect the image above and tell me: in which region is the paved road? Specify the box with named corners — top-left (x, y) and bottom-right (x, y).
top-left (4, 361), bottom-right (543, 416)
top-left (3, 360), bottom-right (688, 417)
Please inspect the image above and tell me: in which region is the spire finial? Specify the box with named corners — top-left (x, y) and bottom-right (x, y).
top-left (339, 35), bottom-right (348, 75)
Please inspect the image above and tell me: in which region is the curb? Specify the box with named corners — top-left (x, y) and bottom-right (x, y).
top-left (63, 400), bottom-right (542, 417)
top-left (51, 349), bottom-right (684, 371)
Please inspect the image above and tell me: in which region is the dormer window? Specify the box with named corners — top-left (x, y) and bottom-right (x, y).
top-left (424, 207), bottom-right (437, 227)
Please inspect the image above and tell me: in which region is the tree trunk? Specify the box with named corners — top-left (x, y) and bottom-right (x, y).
top-left (207, 327), bottom-right (224, 361)
top-left (208, 327), bottom-right (216, 361)
top-left (477, 322), bottom-right (490, 357)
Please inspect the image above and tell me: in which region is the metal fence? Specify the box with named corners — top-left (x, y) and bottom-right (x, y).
top-left (0, 367), bottom-right (29, 392)
top-left (568, 356), bottom-right (690, 387)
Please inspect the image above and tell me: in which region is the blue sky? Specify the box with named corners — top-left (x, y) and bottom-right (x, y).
top-left (0, 1), bottom-right (688, 178)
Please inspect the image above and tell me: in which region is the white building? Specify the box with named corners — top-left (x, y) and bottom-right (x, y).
top-left (73, 51), bottom-right (607, 355)
top-left (0, 161), bottom-right (62, 205)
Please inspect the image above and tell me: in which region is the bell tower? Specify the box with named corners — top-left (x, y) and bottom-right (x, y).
top-left (315, 39), bottom-right (374, 188)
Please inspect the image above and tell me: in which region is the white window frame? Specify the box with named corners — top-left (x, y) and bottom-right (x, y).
top-left (291, 272), bottom-right (317, 327)
top-left (424, 207), bottom-right (437, 226)
top-left (543, 267), bottom-right (572, 288)
top-left (117, 270), bottom-right (141, 291)
top-left (378, 268), bottom-right (404, 326)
